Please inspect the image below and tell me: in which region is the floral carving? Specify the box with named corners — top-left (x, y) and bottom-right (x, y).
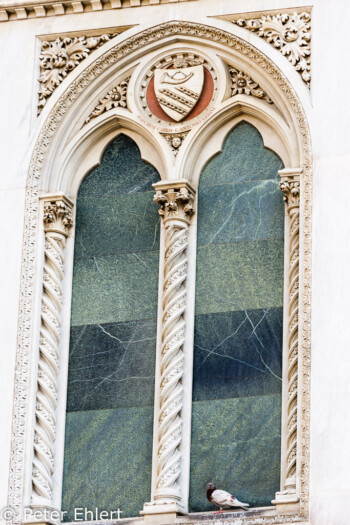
top-left (233, 12), bottom-right (311, 86)
top-left (85, 78), bottom-right (130, 124)
top-left (38, 34), bottom-right (117, 114)
top-left (230, 67), bottom-right (273, 103)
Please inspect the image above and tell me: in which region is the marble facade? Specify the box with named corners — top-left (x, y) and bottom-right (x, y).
top-left (1, 2), bottom-right (350, 525)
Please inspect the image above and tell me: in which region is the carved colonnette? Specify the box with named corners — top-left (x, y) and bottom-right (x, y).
top-left (143, 181), bottom-right (195, 518)
top-left (273, 168), bottom-right (302, 512)
top-left (29, 195), bottom-right (73, 512)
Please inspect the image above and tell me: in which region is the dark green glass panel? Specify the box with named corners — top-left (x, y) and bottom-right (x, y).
top-left (62, 134), bottom-right (160, 519)
top-left (190, 122), bottom-right (284, 512)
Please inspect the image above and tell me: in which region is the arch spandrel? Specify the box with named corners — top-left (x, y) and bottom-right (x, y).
top-left (10, 17), bottom-right (312, 525)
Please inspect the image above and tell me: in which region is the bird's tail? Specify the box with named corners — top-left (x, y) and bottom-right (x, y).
top-left (235, 500), bottom-right (249, 511)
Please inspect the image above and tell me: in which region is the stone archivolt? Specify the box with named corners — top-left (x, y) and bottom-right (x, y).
top-left (232, 12), bottom-right (311, 86)
top-left (38, 33), bottom-right (118, 114)
top-left (85, 77), bottom-right (130, 124)
top-left (230, 67), bottom-right (273, 104)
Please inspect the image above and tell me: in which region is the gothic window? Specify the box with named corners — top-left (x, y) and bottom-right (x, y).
top-left (190, 122), bottom-right (284, 511)
top-left (63, 124), bottom-right (287, 518)
top-left (62, 134), bottom-right (160, 519)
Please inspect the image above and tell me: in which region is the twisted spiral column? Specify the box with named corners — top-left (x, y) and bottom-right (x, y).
top-left (144, 180), bottom-right (195, 516)
top-left (31, 195), bottom-right (73, 509)
top-left (274, 169), bottom-right (301, 509)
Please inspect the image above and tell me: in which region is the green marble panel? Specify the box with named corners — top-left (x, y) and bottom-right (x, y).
top-left (62, 407), bottom-right (153, 520)
top-left (191, 122), bottom-right (283, 511)
top-left (200, 121), bottom-right (283, 187)
top-left (74, 192), bottom-right (160, 259)
top-left (195, 239), bottom-right (284, 316)
top-left (189, 395), bottom-right (281, 512)
top-left (193, 308), bottom-right (282, 403)
top-left (67, 318), bottom-right (156, 412)
top-left (63, 134), bottom-right (159, 519)
top-left (197, 179), bottom-right (283, 246)
top-left (79, 134), bottom-right (158, 197)
top-left (71, 251), bottom-right (160, 326)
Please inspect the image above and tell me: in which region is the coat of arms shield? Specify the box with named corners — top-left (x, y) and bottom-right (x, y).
top-left (154, 65), bottom-right (205, 122)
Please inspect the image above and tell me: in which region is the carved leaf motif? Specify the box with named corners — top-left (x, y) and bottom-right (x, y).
top-left (234, 12), bottom-right (311, 86)
top-left (38, 34), bottom-right (117, 114)
top-left (85, 78), bottom-right (130, 124)
top-left (230, 67), bottom-right (273, 103)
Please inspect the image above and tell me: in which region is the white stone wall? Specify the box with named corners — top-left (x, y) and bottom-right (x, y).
top-left (0, 1), bottom-right (349, 524)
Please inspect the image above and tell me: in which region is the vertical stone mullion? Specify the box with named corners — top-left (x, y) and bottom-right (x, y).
top-left (274, 168), bottom-right (302, 513)
top-left (143, 180), bottom-right (195, 521)
top-left (29, 194), bottom-right (73, 514)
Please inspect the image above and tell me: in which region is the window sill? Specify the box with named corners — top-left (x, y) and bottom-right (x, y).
top-left (63, 506), bottom-right (308, 525)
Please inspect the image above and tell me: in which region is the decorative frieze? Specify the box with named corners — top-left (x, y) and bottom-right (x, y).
top-left (85, 77), bottom-right (130, 124)
top-left (38, 34), bottom-right (118, 114)
top-left (231, 12), bottom-right (311, 86)
top-left (274, 168), bottom-right (302, 509)
top-left (30, 195), bottom-right (73, 509)
top-left (0, 0), bottom-right (196, 23)
top-left (144, 181), bottom-right (195, 515)
top-left (230, 67), bottom-right (273, 103)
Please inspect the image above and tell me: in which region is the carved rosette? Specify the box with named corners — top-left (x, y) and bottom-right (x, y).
top-left (149, 181), bottom-right (195, 511)
top-left (276, 170), bottom-right (301, 504)
top-left (85, 77), bottom-right (130, 124)
top-left (233, 12), bottom-right (311, 86)
top-left (31, 195), bottom-right (73, 508)
top-left (230, 67), bottom-right (273, 104)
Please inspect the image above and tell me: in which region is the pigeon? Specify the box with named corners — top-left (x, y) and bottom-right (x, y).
top-left (206, 483), bottom-right (249, 514)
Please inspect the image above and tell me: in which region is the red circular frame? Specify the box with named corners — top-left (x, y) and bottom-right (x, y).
top-left (146, 67), bottom-right (214, 123)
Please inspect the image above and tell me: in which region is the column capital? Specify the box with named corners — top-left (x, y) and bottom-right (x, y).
top-left (278, 169), bottom-right (302, 208)
top-left (153, 180), bottom-right (195, 225)
top-left (40, 193), bottom-right (74, 236)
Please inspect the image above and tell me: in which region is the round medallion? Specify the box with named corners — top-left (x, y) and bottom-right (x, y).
top-left (140, 53), bottom-right (217, 129)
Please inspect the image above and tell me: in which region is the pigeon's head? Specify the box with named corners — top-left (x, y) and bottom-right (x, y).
top-left (207, 482), bottom-right (216, 490)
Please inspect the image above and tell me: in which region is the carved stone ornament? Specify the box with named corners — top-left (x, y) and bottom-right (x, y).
top-left (160, 132), bottom-right (189, 156)
top-left (38, 33), bottom-right (118, 114)
top-left (0, 0), bottom-right (195, 23)
top-left (230, 67), bottom-right (273, 104)
top-left (10, 21), bottom-right (312, 525)
top-left (154, 65), bottom-right (204, 122)
top-left (144, 181), bottom-right (195, 513)
top-left (85, 77), bottom-right (130, 124)
top-left (233, 12), bottom-right (311, 86)
top-left (275, 170), bottom-right (301, 504)
top-left (31, 196), bottom-right (73, 509)
top-left (140, 52), bottom-right (217, 122)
